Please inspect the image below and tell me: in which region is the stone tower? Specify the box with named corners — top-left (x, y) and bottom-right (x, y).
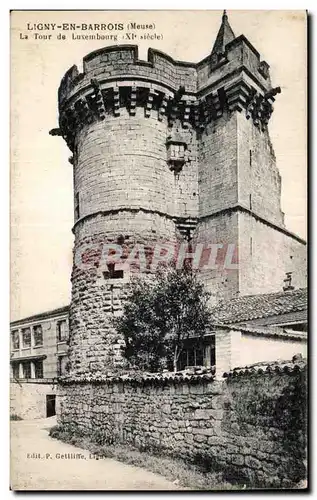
top-left (52, 11), bottom-right (306, 376)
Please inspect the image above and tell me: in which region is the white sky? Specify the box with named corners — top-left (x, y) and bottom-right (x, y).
top-left (10, 10), bottom-right (307, 321)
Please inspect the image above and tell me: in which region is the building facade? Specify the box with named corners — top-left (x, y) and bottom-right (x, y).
top-left (48, 11), bottom-right (306, 377)
top-left (10, 306), bottom-right (69, 419)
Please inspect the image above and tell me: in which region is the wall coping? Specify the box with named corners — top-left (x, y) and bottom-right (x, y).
top-left (58, 367), bottom-right (216, 385)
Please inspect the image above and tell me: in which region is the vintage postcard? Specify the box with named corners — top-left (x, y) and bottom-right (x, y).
top-left (10, 10), bottom-right (307, 490)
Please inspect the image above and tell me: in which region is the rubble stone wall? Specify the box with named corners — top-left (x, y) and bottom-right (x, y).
top-left (58, 368), bottom-right (307, 488)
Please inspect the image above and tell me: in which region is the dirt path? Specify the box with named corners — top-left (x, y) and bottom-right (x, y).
top-left (10, 417), bottom-right (183, 490)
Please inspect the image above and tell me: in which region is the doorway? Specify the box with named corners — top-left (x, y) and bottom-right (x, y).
top-left (46, 394), bottom-right (56, 417)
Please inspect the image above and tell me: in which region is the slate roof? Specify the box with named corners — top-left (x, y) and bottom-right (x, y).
top-left (210, 288), bottom-right (307, 325)
top-left (211, 10), bottom-right (236, 58)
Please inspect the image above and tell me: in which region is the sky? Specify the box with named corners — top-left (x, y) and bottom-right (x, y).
top-left (10, 10), bottom-right (307, 321)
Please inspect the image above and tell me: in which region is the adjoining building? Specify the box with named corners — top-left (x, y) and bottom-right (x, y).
top-left (178, 286), bottom-right (307, 372)
top-left (10, 285), bottom-right (307, 401)
top-left (10, 306), bottom-right (69, 419)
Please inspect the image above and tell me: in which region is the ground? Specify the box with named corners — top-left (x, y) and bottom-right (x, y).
top-left (10, 417), bottom-right (183, 491)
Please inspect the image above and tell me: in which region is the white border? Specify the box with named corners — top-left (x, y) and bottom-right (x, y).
top-left (2, 2), bottom-right (315, 499)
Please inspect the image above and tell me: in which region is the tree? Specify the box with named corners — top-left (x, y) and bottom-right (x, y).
top-left (113, 265), bottom-right (213, 372)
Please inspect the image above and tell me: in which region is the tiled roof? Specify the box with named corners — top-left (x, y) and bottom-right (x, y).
top-left (213, 323), bottom-right (307, 342)
top-left (223, 356), bottom-right (307, 378)
top-left (243, 309), bottom-right (307, 327)
top-left (210, 288), bottom-right (307, 325)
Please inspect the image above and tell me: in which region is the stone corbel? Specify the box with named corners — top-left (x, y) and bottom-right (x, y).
top-left (226, 82), bottom-right (250, 113)
top-left (129, 85), bottom-right (137, 116)
top-left (168, 101), bottom-right (178, 127)
top-left (158, 94), bottom-right (168, 121)
top-left (168, 86), bottom-right (185, 127)
top-left (74, 98), bottom-right (94, 125)
top-left (193, 102), bottom-right (201, 129)
top-left (91, 78), bottom-right (106, 120)
top-left (182, 101), bottom-right (191, 129)
top-left (113, 87), bottom-right (120, 117)
top-left (145, 89), bottom-right (155, 118)
top-left (246, 92), bottom-right (262, 125)
top-left (210, 91), bottom-right (223, 119)
top-left (197, 99), bottom-right (207, 131)
top-left (246, 87), bottom-right (281, 130)
top-left (202, 98), bottom-right (211, 127)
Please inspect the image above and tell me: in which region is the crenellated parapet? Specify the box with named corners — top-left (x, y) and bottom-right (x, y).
top-left (52, 40), bottom-right (281, 151)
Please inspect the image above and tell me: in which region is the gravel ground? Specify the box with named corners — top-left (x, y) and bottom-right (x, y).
top-left (10, 417), bottom-right (183, 491)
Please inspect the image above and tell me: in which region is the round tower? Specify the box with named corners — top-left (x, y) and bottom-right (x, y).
top-left (54, 45), bottom-right (199, 375)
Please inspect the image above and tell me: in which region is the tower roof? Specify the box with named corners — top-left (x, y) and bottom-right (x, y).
top-left (211, 10), bottom-right (235, 57)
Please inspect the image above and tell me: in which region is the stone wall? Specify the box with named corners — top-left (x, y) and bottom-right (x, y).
top-left (237, 112), bottom-right (283, 225)
top-left (198, 113), bottom-right (239, 217)
top-left (195, 211), bottom-right (239, 304)
top-left (238, 212), bottom-right (307, 295)
top-left (10, 381), bottom-right (57, 420)
top-left (58, 364), bottom-right (307, 488)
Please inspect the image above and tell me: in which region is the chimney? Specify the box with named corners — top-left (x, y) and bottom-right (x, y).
top-left (283, 272), bottom-right (294, 292)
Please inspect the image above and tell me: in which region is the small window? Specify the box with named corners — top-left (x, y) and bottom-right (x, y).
top-left (33, 325), bottom-right (43, 347)
top-left (22, 328), bottom-right (31, 348)
top-left (11, 330), bottom-right (19, 350)
top-left (75, 192), bottom-right (80, 220)
top-left (22, 361), bottom-right (31, 379)
top-left (103, 263), bottom-right (124, 280)
top-left (57, 320), bottom-right (68, 343)
top-left (34, 360), bottom-right (43, 379)
top-left (166, 141), bottom-right (186, 172)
